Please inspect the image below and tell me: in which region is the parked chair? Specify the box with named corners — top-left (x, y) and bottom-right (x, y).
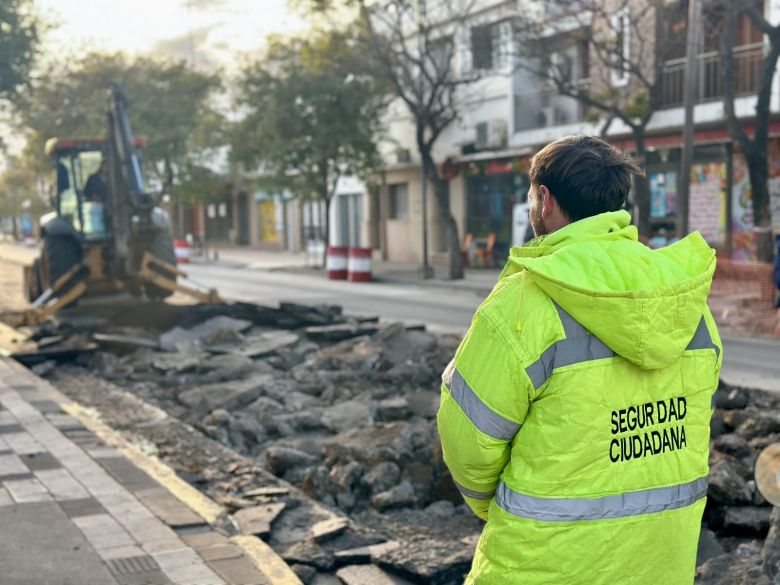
top-left (473, 233), bottom-right (496, 267)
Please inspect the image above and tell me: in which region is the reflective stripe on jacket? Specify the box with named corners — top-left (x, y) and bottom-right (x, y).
top-left (438, 211), bottom-right (722, 585)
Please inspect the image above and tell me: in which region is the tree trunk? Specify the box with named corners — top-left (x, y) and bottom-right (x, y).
top-left (746, 152), bottom-right (775, 262)
top-left (432, 172), bottom-right (464, 280)
top-left (632, 127), bottom-right (651, 238)
top-left (418, 139), bottom-right (464, 280)
top-left (322, 194), bottom-right (331, 269)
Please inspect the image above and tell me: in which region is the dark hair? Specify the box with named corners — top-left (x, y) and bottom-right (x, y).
top-left (529, 135), bottom-right (645, 222)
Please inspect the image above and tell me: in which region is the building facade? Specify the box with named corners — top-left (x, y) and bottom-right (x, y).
top-left (372, 0), bottom-right (780, 267)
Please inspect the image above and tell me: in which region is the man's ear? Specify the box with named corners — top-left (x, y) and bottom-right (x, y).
top-left (540, 185), bottom-right (556, 218)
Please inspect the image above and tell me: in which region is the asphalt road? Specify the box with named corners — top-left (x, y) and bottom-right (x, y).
top-left (185, 262), bottom-right (484, 332)
top-left (0, 243), bottom-right (777, 392)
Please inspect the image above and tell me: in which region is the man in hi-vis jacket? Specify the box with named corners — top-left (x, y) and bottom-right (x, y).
top-left (439, 136), bottom-right (721, 584)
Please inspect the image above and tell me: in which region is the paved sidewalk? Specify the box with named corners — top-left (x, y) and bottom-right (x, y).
top-left (0, 358), bottom-right (274, 585)
top-left (192, 245), bottom-right (501, 295)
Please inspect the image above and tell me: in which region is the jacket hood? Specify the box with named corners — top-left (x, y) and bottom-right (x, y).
top-left (502, 210), bottom-right (716, 370)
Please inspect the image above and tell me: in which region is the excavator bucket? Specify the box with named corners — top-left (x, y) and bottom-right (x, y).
top-left (139, 253), bottom-right (223, 304)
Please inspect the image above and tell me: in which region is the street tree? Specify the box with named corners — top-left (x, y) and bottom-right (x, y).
top-left (720, 0), bottom-right (778, 262)
top-left (13, 52), bottom-right (224, 201)
top-left (514, 0), bottom-right (686, 238)
top-left (231, 29), bottom-right (385, 262)
top-left (0, 155), bottom-right (46, 238)
top-left (302, 0), bottom-right (478, 280)
top-left (0, 0), bottom-right (42, 107)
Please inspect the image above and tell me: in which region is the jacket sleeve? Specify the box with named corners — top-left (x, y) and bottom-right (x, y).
top-left (437, 306), bottom-right (531, 519)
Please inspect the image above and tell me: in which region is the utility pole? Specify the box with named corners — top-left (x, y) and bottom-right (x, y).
top-left (415, 0), bottom-right (433, 278)
top-left (678, 0), bottom-right (702, 237)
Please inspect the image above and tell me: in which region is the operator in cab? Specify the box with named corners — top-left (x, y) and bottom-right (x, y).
top-left (84, 160), bottom-right (108, 203)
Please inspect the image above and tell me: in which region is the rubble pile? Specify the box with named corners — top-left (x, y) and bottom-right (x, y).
top-left (87, 307), bottom-right (463, 517)
top-left (698, 382), bottom-right (780, 584)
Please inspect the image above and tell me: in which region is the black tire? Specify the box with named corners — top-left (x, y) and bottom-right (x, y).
top-left (43, 235), bottom-right (83, 293)
top-left (143, 230), bottom-right (177, 300)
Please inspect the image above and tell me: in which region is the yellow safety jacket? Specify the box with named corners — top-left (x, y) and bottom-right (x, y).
top-left (438, 211), bottom-right (721, 585)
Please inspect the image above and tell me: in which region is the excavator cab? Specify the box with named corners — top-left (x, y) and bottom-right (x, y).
top-left (48, 138), bottom-right (137, 242)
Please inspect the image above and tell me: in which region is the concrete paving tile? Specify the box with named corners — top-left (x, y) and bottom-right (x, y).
top-left (153, 548), bottom-right (205, 570)
top-left (165, 563), bottom-right (225, 585)
top-left (88, 447), bottom-right (123, 459)
top-left (0, 453), bottom-right (29, 476)
top-left (123, 518), bottom-right (176, 541)
top-left (108, 554), bottom-right (160, 574)
top-left (95, 487), bottom-right (138, 508)
top-left (46, 414), bottom-right (86, 431)
top-left (88, 532), bottom-right (138, 551)
top-left (58, 496), bottom-right (108, 518)
top-left (207, 557), bottom-right (269, 585)
top-left (4, 478), bottom-right (53, 503)
top-left (0, 411), bottom-right (17, 425)
top-left (115, 570), bottom-right (173, 584)
top-left (178, 528), bottom-right (230, 549)
top-left (73, 513), bottom-right (138, 549)
top-left (154, 549), bottom-right (225, 585)
top-left (35, 468), bottom-right (90, 500)
top-left (197, 544), bottom-right (244, 562)
top-left (99, 457), bottom-right (160, 491)
top-left (29, 400), bottom-right (64, 414)
top-left (131, 522), bottom-right (179, 540)
top-left (107, 501), bottom-right (157, 526)
top-left (99, 545), bottom-right (148, 561)
top-left (0, 423), bottom-right (25, 434)
top-left (136, 487), bottom-right (207, 527)
top-left (0, 486), bottom-right (13, 507)
top-left (3, 432), bottom-right (45, 455)
top-left (21, 451), bottom-right (61, 471)
top-left (73, 512), bottom-right (130, 535)
top-left (142, 538), bottom-right (191, 555)
top-left (0, 472), bottom-right (34, 482)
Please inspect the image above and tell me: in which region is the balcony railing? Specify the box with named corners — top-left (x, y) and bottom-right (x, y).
top-left (514, 79), bottom-right (591, 132)
top-left (659, 43), bottom-right (764, 108)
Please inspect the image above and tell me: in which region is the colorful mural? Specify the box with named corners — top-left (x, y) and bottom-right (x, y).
top-left (690, 163), bottom-right (727, 247)
top-left (731, 153), bottom-right (755, 261)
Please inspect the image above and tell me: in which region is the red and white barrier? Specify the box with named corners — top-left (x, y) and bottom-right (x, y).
top-left (326, 246), bottom-right (348, 280)
top-left (173, 239), bottom-right (191, 264)
top-left (347, 247), bottom-right (372, 282)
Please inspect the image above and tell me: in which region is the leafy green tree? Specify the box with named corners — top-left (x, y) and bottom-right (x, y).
top-left (13, 52), bottom-right (225, 202)
top-left (0, 155), bottom-right (47, 238)
top-left (231, 29), bottom-right (385, 258)
top-left (0, 0), bottom-right (42, 106)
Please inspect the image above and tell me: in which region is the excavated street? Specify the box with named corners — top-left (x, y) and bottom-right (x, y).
top-left (0, 247), bottom-right (778, 583)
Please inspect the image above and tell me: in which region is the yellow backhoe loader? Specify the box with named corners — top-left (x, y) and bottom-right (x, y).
top-left (16, 84), bottom-right (220, 326)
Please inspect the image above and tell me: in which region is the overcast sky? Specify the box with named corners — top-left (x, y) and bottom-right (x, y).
top-left (37, 0), bottom-right (306, 68)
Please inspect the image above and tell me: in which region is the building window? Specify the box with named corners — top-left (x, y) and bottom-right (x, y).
top-left (470, 21), bottom-right (512, 71)
top-left (430, 35), bottom-right (454, 75)
top-left (611, 7), bottom-right (631, 87)
top-left (471, 24), bottom-right (493, 70)
top-left (388, 184), bottom-right (408, 220)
